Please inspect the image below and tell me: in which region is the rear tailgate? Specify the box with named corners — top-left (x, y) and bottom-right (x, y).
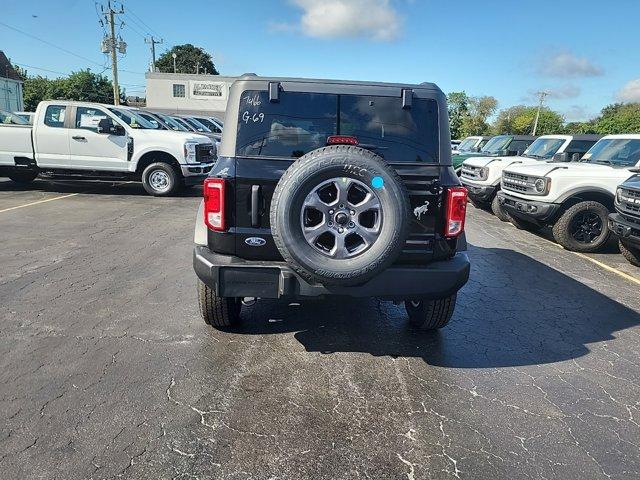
top-left (0, 125), bottom-right (34, 167)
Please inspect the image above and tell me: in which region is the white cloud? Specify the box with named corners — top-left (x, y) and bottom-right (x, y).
top-left (285, 0), bottom-right (402, 41)
top-left (537, 51), bottom-right (603, 78)
top-left (617, 79), bottom-right (640, 103)
top-left (563, 105), bottom-right (594, 123)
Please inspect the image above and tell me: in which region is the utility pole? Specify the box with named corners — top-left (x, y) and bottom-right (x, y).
top-left (145, 36), bottom-right (163, 72)
top-left (531, 91), bottom-right (550, 136)
top-left (101, 1), bottom-right (125, 105)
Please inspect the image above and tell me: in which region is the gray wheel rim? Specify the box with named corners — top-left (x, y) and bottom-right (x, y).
top-left (300, 177), bottom-right (382, 259)
top-left (149, 170), bottom-right (171, 193)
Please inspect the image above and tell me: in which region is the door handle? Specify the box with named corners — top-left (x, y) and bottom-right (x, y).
top-left (251, 185), bottom-right (261, 227)
top-left (72, 135), bottom-right (86, 141)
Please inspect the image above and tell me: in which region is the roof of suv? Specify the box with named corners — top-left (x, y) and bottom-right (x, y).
top-left (234, 74), bottom-right (441, 92)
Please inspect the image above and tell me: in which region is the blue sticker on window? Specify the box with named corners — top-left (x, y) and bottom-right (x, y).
top-left (371, 176), bottom-right (384, 189)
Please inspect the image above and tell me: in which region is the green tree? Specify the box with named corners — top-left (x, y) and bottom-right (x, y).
top-left (447, 91), bottom-right (469, 139)
top-left (156, 44), bottom-right (218, 74)
top-left (494, 106), bottom-right (564, 135)
top-left (594, 103), bottom-right (640, 134)
top-left (20, 70), bottom-right (120, 111)
top-left (461, 95), bottom-right (498, 136)
top-left (563, 121), bottom-right (598, 134)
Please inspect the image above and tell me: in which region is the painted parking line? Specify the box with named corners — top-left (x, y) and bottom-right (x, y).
top-left (0, 193), bottom-right (80, 214)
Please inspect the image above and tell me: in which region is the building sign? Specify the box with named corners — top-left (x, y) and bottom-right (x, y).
top-left (191, 82), bottom-right (226, 98)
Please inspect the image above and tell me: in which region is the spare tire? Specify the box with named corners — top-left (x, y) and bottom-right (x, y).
top-left (270, 145), bottom-right (411, 287)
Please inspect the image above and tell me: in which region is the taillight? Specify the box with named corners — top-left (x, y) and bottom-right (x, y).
top-left (203, 178), bottom-right (225, 231)
top-left (327, 135), bottom-right (359, 146)
top-left (445, 186), bottom-right (468, 237)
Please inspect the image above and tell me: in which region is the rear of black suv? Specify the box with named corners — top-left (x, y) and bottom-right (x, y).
top-left (194, 76), bottom-right (470, 330)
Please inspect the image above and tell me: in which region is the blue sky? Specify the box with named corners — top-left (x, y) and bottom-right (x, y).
top-left (2, 0), bottom-right (639, 122)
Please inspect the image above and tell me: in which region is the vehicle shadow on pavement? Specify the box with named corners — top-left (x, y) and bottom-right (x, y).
top-left (232, 245), bottom-right (640, 368)
top-left (0, 179), bottom-right (203, 197)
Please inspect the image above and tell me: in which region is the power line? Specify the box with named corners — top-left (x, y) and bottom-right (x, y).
top-left (0, 21), bottom-right (105, 68)
top-left (118, 1), bottom-right (163, 39)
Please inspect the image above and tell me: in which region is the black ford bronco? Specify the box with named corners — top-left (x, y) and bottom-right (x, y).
top-left (193, 75), bottom-right (470, 330)
top-left (609, 173), bottom-right (640, 266)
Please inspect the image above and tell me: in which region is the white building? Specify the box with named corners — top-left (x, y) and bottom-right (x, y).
top-left (145, 72), bottom-right (239, 119)
top-left (0, 51), bottom-right (24, 112)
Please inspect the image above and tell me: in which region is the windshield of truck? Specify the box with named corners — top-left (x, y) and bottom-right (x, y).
top-left (137, 112), bottom-right (163, 129)
top-left (108, 108), bottom-right (154, 129)
top-left (236, 90), bottom-right (439, 162)
top-left (173, 117), bottom-right (196, 131)
top-left (481, 136), bottom-right (511, 154)
top-left (0, 109), bottom-right (29, 125)
top-left (458, 137), bottom-right (479, 151)
top-left (523, 137), bottom-right (565, 159)
top-left (195, 117), bottom-right (222, 133)
top-left (583, 138), bottom-right (640, 167)
top-left (156, 113), bottom-right (189, 131)
top-left (183, 117), bottom-right (211, 133)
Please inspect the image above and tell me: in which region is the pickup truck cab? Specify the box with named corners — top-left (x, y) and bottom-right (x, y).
top-left (194, 75), bottom-right (470, 331)
top-left (461, 135), bottom-right (601, 220)
top-left (609, 174), bottom-right (640, 266)
top-left (498, 135), bottom-right (640, 252)
top-left (452, 135), bottom-right (536, 174)
top-left (0, 100), bottom-right (216, 196)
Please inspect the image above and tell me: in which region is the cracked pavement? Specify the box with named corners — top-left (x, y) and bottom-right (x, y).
top-left (1, 179), bottom-right (639, 479)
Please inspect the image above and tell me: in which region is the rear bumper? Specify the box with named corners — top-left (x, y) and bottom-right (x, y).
top-left (193, 247), bottom-right (470, 300)
top-left (497, 191), bottom-right (559, 223)
top-left (609, 213), bottom-right (640, 247)
top-left (461, 181), bottom-right (496, 203)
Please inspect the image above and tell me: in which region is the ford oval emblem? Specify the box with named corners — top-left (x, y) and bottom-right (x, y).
top-left (245, 237), bottom-right (266, 247)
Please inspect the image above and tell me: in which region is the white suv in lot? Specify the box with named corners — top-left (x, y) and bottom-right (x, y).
top-left (497, 135), bottom-right (640, 252)
top-left (461, 135), bottom-right (600, 221)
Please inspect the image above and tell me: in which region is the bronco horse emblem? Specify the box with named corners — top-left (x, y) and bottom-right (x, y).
top-left (413, 201), bottom-right (430, 219)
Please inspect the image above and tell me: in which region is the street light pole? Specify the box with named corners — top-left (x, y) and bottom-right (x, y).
top-left (172, 53), bottom-right (177, 74)
top-left (532, 91), bottom-right (550, 136)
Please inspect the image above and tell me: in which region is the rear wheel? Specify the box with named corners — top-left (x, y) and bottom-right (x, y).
top-left (197, 280), bottom-right (241, 328)
top-left (8, 170), bottom-right (38, 184)
top-left (491, 195), bottom-right (511, 222)
top-left (619, 240), bottom-right (640, 267)
top-left (509, 214), bottom-right (542, 232)
top-left (405, 295), bottom-right (457, 330)
top-left (141, 162), bottom-right (182, 196)
top-left (552, 201), bottom-right (610, 252)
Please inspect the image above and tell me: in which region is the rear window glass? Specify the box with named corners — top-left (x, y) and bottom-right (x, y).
top-left (236, 90), bottom-right (439, 162)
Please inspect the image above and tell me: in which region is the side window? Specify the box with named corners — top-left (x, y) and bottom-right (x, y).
top-left (236, 91), bottom-right (338, 158)
top-left (173, 84), bottom-right (186, 98)
top-left (75, 107), bottom-right (109, 132)
top-left (509, 140), bottom-right (531, 153)
top-left (44, 105), bottom-right (67, 128)
top-left (565, 140), bottom-right (597, 154)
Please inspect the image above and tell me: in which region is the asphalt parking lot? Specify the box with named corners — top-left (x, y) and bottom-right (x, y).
top-left (1, 178), bottom-right (639, 480)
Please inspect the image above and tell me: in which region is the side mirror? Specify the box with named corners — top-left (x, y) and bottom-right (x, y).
top-left (553, 152), bottom-right (570, 162)
top-left (571, 152), bottom-right (581, 162)
top-left (97, 118), bottom-right (113, 134)
top-left (114, 124), bottom-right (126, 136)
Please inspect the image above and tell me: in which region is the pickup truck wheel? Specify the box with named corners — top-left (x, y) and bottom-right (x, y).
top-left (197, 280), bottom-right (241, 328)
top-left (141, 162), bottom-right (182, 196)
top-left (491, 195), bottom-right (511, 222)
top-left (552, 201), bottom-right (610, 252)
top-left (619, 240), bottom-right (640, 267)
top-left (509, 215), bottom-right (542, 232)
top-left (271, 145), bottom-right (410, 287)
top-left (8, 170), bottom-right (38, 184)
top-left (405, 295), bottom-right (457, 330)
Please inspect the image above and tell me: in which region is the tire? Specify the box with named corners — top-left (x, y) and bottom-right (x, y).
top-left (8, 170), bottom-right (38, 184)
top-left (491, 195), bottom-right (511, 222)
top-left (619, 239), bottom-right (640, 267)
top-left (405, 295), bottom-right (457, 330)
top-left (270, 145), bottom-right (411, 287)
top-left (197, 280), bottom-right (241, 328)
top-left (552, 201), bottom-right (610, 253)
top-left (509, 214), bottom-right (542, 232)
top-left (141, 162), bottom-right (182, 196)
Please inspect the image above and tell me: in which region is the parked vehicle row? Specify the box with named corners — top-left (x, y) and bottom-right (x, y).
top-left (0, 100), bottom-right (218, 196)
top-left (452, 135), bottom-right (537, 173)
top-left (482, 134), bottom-right (640, 266)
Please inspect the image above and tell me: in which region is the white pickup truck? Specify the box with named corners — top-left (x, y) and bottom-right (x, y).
top-left (0, 100), bottom-right (216, 196)
top-left (497, 135), bottom-right (640, 252)
top-left (460, 135), bottom-right (601, 221)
